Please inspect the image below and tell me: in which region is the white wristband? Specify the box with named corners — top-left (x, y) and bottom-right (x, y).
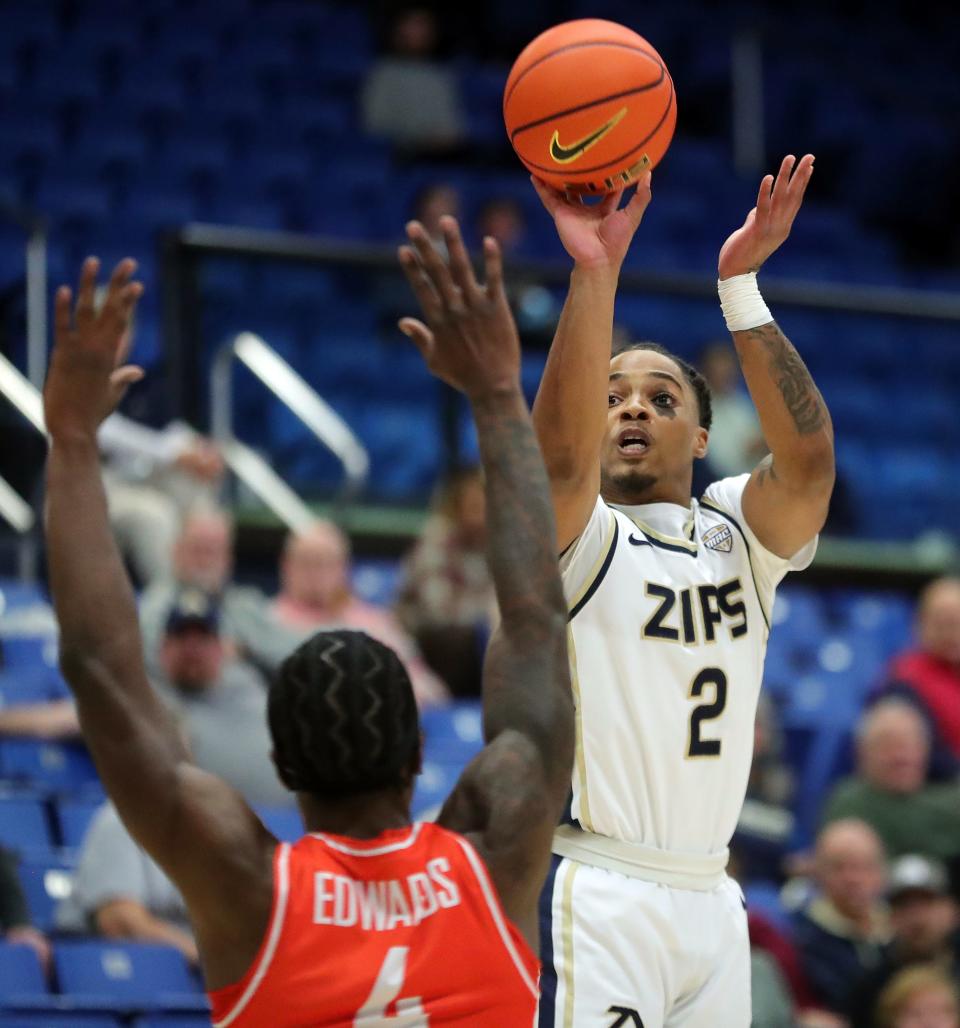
top-left (717, 272), bottom-right (773, 333)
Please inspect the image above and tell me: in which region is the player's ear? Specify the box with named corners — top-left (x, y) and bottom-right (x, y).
top-left (692, 427), bottom-right (708, 460)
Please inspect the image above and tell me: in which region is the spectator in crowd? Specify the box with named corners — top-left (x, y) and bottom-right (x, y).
top-left (0, 845), bottom-right (50, 970)
top-left (411, 183), bottom-right (461, 252)
top-left (476, 197), bottom-right (528, 256)
top-left (697, 341), bottom-right (766, 478)
top-left (849, 855), bottom-right (960, 1027)
top-left (881, 576), bottom-right (960, 773)
top-left (395, 465), bottom-right (492, 696)
top-left (137, 508), bottom-right (277, 676)
top-left (874, 965), bottom-right (960, 1028)
top-left (362, 6), bottom-right (464, 154)
top-left (734, 694), bottom-right (796, 882)
top-left (751, 948), bottom-right (796, 1028)
top-left (149, 589), bottom-right (291, 807)
top-left (0, 591), bottom-right (290, 808)
top-left (57, 803), bottom-right (196, 965)
top-left (94, 285), bottom-right (224, 586)
top-left (270, 520), bottom-right (449, 706)
top-left (792, 819), bottom-right (891, 1013)
top-left (822, 699), bottom-right (960, 866)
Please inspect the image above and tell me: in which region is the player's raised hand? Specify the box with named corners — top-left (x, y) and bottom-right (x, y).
top-left (398, 216), bottom-right (520, 399)
top-left (719, 154), bottom-right (815, 280)
top-left (44, 257), bottom-right (144, 441)
top-left (531, 171), bottom-right (652, 272)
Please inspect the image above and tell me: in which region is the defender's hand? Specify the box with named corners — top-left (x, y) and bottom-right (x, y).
top-left (719, 154), bottom-right (815, 280)
top-left (398, 216), bottom-right (520, 399)
top-left (44, 257), bottom-right (144, 442)
top-left (531, 172), bottom-right (652, 272)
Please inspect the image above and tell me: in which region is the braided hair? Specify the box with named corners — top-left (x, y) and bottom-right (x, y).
top-left (269, 630), bottom-right (420, 797)
top-left (613, 341), bottom-right (713, 431)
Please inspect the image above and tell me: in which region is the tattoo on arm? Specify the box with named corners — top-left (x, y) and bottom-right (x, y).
top-left (470, 390), bottom-right (570, 756)
top-left (475, 395), bottom-right (564, 629)
top-left (744, 322), bottom-right (828, 435)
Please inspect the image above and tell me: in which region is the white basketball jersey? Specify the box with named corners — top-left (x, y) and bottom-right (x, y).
top-left (561, 474), bottom-right (815, 860)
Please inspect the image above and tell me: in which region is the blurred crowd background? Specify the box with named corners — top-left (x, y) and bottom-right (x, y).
top-left (0, 1), bottom-right (958, 1026)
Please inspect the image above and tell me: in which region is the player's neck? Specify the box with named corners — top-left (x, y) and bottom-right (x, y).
top-left (601, 468), bottom-right (693, 509)
top-left (603, 483), bottom-right (692, 509)
top-left (298, 789), bottom-right (412, 840)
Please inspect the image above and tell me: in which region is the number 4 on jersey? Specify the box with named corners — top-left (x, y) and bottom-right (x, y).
top-left (355, 946), bottom-right (429, 1026)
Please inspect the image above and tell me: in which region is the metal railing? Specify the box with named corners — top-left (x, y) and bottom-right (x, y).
top-left (0, 352), bottom-right (43, 536)
top-left (211, 332), bottom-right (370, 530)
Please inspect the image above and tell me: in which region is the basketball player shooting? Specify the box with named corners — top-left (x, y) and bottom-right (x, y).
top-left (530, 154), bottom-right (835, 1027)
top-left (42, 225), bottom-right (572, 1025)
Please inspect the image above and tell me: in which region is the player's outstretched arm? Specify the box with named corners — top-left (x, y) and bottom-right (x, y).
top-left (530, 174), bottom-right (652, 551)
top-left (44, 259), bottom-right (274, 984)
top-left (717, 154), bottom-right (835, 557)
top-left (397, 217), bottom-right (572, 947)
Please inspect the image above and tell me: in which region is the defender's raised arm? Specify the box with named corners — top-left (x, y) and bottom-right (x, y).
top-left (44, 259), bottom-right (273, 990)
top-left (398, 216), bottom-right (572, 945)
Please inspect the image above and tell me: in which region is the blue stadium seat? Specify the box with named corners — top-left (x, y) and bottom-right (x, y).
top-left (0, 943), bottom-right (47, 1005)
top-left (0, 1017), bottom-right (122, 1027)
top-left (0, 670), bottom-right (62, 707)
top-left (351, 560), bottom-right (402, 608)
top-left (354, 405), bottom-right (443, 499)
top-left (412, 760), bottom-right (463, 818)
top-left (34, 180), bottom-right (113, 232)
top-left (0, 121), bottom-right (61, 171)
top-left (743, 882), bottom-right (791, 934)
top-left (17, 855), bottom-right (76, 934)
top-left (132, 1018), bottom-right (211, 1028)
top-left (0, 635), bottom-right (58, 672)
top-left (0, 740), bottom-right (98, 793)
top-left (254, 806), bottom-right (302, 843)
top-left (56, 797), bottom-right (104, 850)
top-left (53, 942), bottom-right (207, 1013)
top-left (421, 703), bottom-right (484, 765)
top-left (121, 187), bottom-right (197, 231)
top-left (0, 796), bottom-right (53, 857)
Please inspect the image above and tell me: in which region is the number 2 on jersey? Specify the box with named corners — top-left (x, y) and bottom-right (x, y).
top-left (355, 946), bottom-right (429, 1026)
top-left (686, 667), bottom-right (727, 758)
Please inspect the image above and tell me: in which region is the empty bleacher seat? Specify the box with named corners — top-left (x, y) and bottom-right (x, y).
top-left (132, 1017), bottom-right (212, 1028)
top-left (0, 670), bottom-right (61, 707)
top-left (254, 806), bottom-right (302, 843)
top-left (421, 702), bottom-right (484, 766)
top-left (17, 855), bottom-right (76, 934)
top-left (0, 740), bottom-right (98, 793)
top-left (412, 760), bottom-right (462, 818)
top-left (53, 941), bottom-right (207, 1013)
top-left (0, 1016), bottom-right (123, 1027)
top-left (55, 796), bottom-right (104, 850)
top-left (351, 560), bottom-right (402, 608)
top-left (0, 796), bottom-right (53, 857)
top-left (0, 943), bottom-right (48, 1006)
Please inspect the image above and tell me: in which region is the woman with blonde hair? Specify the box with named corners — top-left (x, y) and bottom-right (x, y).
top-left (876, 964), bottom-right (960, 1028)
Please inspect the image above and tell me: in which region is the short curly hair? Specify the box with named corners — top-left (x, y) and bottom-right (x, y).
top-left (269, 630), bottom-right (420, 797)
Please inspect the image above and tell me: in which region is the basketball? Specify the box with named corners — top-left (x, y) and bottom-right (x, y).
top-left (503, 19), bottom-right (677, 195)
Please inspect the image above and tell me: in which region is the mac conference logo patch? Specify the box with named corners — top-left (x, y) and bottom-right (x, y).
top-left (703, 524), bottom-right (733, 553)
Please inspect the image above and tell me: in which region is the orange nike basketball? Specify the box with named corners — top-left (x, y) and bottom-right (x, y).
top-left (503, 19), bottom-right (677, 194)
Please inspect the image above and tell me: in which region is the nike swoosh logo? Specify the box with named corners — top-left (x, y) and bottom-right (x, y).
top-left (628, 533), bottom-right (652, 547)
top-left (549, 107), bottom-right (628, 164)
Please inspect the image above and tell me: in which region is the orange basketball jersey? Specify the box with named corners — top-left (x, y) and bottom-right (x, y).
top-left (209, 822), bottom-right (539, 1027)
